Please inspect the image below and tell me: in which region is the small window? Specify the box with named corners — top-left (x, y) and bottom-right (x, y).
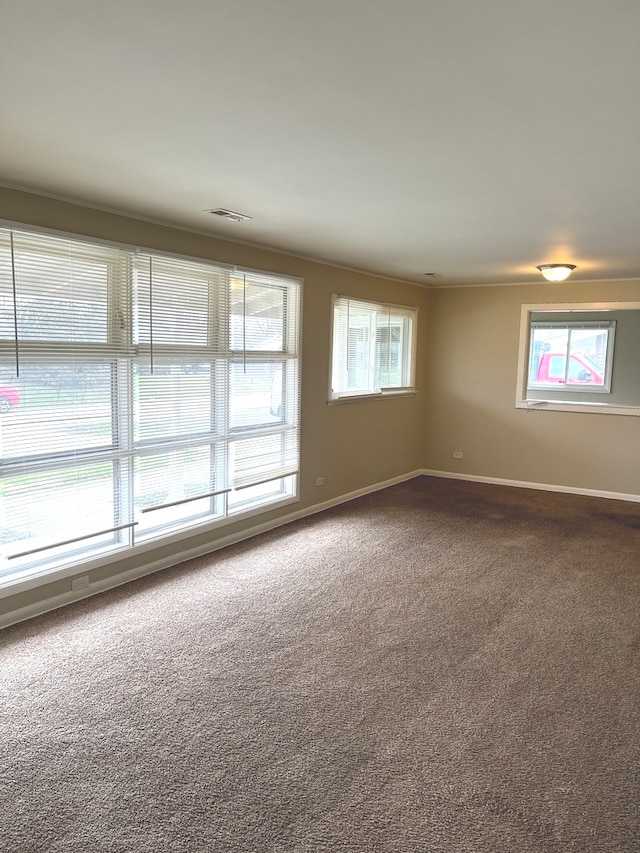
top-left (330, 295), bottom-right (417, 401)
top-left (516, 303), bottom-right (640, 416)
top-left (527, 321), bottom-right (615, 393)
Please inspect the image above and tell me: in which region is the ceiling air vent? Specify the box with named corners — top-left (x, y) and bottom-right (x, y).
top-left (207, 208), bottom-right (252, 223)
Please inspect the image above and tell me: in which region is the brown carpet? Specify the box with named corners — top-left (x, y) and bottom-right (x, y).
top-left (1, 475), bottom-right (639, 852)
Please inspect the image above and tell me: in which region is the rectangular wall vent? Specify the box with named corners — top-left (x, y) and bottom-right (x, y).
top-left (207, 208), bottom-right (252, 223)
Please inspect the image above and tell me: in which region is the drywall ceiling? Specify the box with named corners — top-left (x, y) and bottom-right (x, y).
top-left (2, 0), bottom-right (640, 287)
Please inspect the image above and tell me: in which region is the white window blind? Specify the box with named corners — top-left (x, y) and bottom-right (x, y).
top-left (0, 226), bottom-right (301, 585)
top-left (330, 295), bottom-right (417, 400)
top-left (0, 230), bottom-right (116, 347)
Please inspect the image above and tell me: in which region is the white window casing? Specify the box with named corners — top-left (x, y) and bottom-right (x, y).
top-left (0, 225), bottom-right (302, 590)
top-left (516, 302), bottom-right (640, 416)
top-left (330, 295), bottom-right (417, 402)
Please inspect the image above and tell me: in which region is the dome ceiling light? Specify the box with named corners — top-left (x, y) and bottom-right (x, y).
top-left (536, 263), bottom-right (576, 282)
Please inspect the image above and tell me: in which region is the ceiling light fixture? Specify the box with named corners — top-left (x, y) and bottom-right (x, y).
top-left (536, 263), bottom-right (576, 282)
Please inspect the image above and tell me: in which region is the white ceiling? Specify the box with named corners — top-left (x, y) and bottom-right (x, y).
top-left (2, 0), bottom-right (640, 287)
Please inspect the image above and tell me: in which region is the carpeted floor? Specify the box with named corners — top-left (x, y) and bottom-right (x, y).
top-left (1, 475), bottom-right (639, 852)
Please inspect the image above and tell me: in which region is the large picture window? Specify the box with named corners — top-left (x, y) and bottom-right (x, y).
top-left (330, 295), bottom-right (417, 401)
top-left (0, 226), bottom-right (301, 587)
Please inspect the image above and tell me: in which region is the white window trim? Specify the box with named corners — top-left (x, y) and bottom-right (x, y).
top-left (329, 294), bottom-right (418, 403)
top-left (515, 302), bottom-right (640, 416)
top-left (0, 223), bottom-right (303, 592)
top-left (527, 320), bottom-right (616, 393)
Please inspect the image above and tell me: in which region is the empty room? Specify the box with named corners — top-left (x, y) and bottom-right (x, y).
top-left (1, 1), bottom-right (639, 851)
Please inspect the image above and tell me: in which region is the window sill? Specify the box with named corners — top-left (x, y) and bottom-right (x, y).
top-left (328, 390), bottom-right (416, 406)
top-left (516, 400), bottom-right (640, 417)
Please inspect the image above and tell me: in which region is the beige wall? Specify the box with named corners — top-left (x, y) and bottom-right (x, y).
top-left (2, 186), bottom-right (639, 623)
top-left (0, 188), bottom-right (429, 620)
top-left (424, 280), bottom-right (640, 495)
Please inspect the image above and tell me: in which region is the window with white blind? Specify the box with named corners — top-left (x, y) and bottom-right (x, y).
top-left (0, 226), bottom-right (301, 587)
top-left (330, 295), bottom-right (417, 401)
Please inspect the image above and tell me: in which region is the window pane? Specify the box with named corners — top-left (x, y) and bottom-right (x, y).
top-left (348, 324), bottom-right (372, 390)
top-left (331, 297), bottom-right (416, 399)
top-left (134, 361), bottom-right (213, 442)
top-left (567, 329), bottom-right (607, 385)
top-left (230, 278), bottom-right (285, 351)
top-left (375, 314), bottom-right (411, 388)
top-left (229, 363), bottom-right (283, 429)
top-left (134, 446), bottom-right (221, 535)
top-left (228, 475), bottom-right (294, 513)
top-left (230, 430), bottom-right (298, 488)
top-left (0, 230), bottom-right (112, 343)
top-left (0, 362), bottom-right (114, 460)
top-left (528, 325), bottom-right (609, 389)
top-left (134, 256), bottom-right (223, 346)
top-left (332, 301), bottom-right (376, 396)
top-left (0, 461), bottom-right (117, 570)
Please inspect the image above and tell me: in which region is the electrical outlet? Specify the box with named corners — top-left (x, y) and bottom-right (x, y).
top-left (452, 451), bottom-right (463, 459)
top-left (315, 477), bottom-right (324, 486)
top-left (71, 575), bottom-right (90, 592)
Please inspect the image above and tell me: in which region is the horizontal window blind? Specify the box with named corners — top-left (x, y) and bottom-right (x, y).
top-left (0, 225), bottom-right (301, 585)
top-left (330, 295), bottom-right (417, 400)
top-left (0, 230), bottom-right (118, 347)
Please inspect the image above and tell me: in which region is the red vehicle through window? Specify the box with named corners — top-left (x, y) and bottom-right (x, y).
top-left (533, 353), bottom-right (604, 386)
top-left (0, 385), bottom-right (20, 413)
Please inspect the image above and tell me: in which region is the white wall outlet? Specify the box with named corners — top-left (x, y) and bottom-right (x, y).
top-left (315, 476), bottom-right (324, 486)
top-left (452, 451), bottom-right (463, 459)
top-left (71, 575), bottom-right (90, 592)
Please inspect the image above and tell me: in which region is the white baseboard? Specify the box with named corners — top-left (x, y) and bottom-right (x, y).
top-left (420, 469), bottom-right (640, 503)
top-left (7, 466), bottom-right (635, 630)
top-left (1, 469), bottom-right (422, 630)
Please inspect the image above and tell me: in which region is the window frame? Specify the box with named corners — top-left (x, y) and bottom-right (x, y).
top-left (516, 302), bottom-right (640, 416)
top-left (0, 223), bottom-right (302, 594)
top-left (526, 320), bottom-right (616, 393)
top-left (329, 294), bottom-right (418, 403)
